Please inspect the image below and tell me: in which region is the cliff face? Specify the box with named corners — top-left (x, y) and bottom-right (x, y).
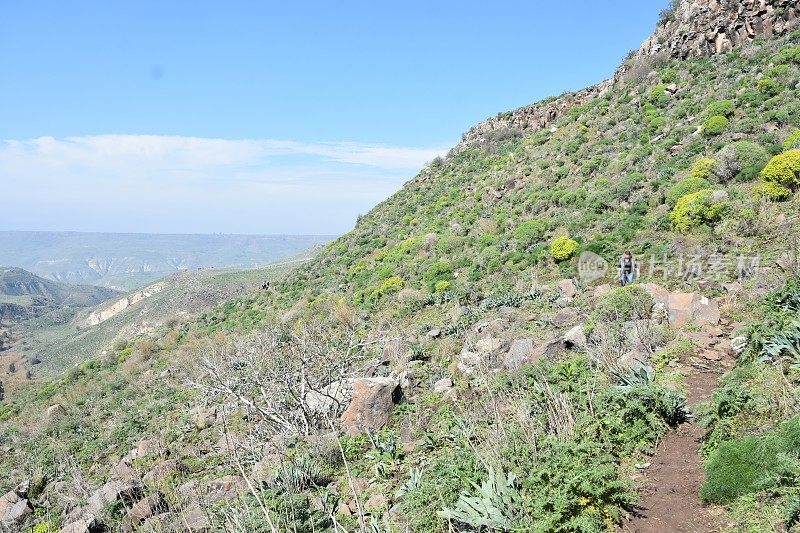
top-left (636, 0), bottom-right (799, 60)
top-left (456, 0), bottom-right (800, 151)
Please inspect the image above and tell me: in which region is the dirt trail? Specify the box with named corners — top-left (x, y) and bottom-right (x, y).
top-left (622, 332), bottom-right (736, 533)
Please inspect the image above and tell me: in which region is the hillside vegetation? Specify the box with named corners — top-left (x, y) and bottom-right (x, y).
top-left (2, 2), bottom-right (800, 532)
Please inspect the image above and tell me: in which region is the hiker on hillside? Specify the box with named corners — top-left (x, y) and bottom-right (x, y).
top-left (619, 251), bottom-right (638, 286)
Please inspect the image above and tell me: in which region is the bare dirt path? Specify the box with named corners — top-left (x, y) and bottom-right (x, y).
top-left (621, 333), bottom-right (735, 533)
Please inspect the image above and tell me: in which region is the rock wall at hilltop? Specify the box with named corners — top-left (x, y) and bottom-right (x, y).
top-left (455, 0), bottom-right (800, 151)
top-left (636, 0), bottom-right (799, 60)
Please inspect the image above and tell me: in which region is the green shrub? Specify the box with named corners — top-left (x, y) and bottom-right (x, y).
top-left (730, 141), bottom-right (770, 182)
top-left (706, 99), bottom-right (735, 118)
top-left (650, 84), bottom-right (669, 106)
top-left (753, 181), bottom-right (792, 201)
top-left (760, 150), bottom-right (800, 189)
top-left (758, 77), bottom-right (780, 96)
top-left (370, 276), bottom-right (404, 300)
top-left (669, 189), bottom-right (727, 232)
top-left (689, 157), bottom-right (717, 180)
top-left (666, 176), bottom-right (710, 207)
top-left (550, 236), bottom-right (579, 263)
top-left (593, 285), bottom-right (653, 323)
top-left (515, 219), bottom-right (547, 251)
top-left (783, 130), bottom-right (800, 151)
top-left (701, 415), bottom-right (800, 504)
top-left (774, 45), bottom-right (800, 65)
top-left (434, 280), bottom-right (451, 293)
top-left (423, 260), bottom-right (454, 292)
top-left (703, 115), bottom-right (729, 136)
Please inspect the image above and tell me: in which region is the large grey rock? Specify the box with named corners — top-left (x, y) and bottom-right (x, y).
top-left (180, 502), bottom-right (211, 531)
top-left (563, 325), bottom-right (587, 351)
top-left (502, 338), bottom-right (535, 370)
top-left (122, 494), bottom-right (168, 532)
top-left (204, 476), bottom-right (247, 503)
top-left (558, 279), bottom-right (578, 299)
top-left (0, 491), bottom-right (32, 531)
top-left (554, 307), bottom-right (578, 327)
top-left (85, 479), bottom-right (143, 517)
top-left (340, 377), bottom-right (400, 436)
top-left (305, 379), bottom-right (353, 421)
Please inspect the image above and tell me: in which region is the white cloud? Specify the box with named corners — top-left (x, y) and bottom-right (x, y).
top-left (0, 134), bottom-right (447, 234)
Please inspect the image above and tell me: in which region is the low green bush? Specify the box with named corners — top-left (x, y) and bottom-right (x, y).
top-left (670, 189), bottom-right (727, 232)
top-left (706, 99), bottom-right (735, 118)
top-left (593, 285), bottom-right (653, 323)
top-left (550, 236), bottom-right (579, 262)
top-left (753, 181), bottom-right (792, 201)
top-left (515, 219), bottom-right (547, 251)
top-left (784, 130), bottom-right (800, 151)
top-left (703, 115), bottom-right (729, 136)
top-left (689, 157), bottom-right (717, 180)
top-left (666, 176), bottom-right (710, 207)
top-left (758, 77), bottom-right (781, 96)
top-left (760, 150), bottom-right (800, 189)
top-left (701, 415), bottom-right (800, 504)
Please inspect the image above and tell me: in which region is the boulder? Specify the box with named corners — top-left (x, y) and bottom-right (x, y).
top-left (669, 292), bottom-right (720, 327)
top-left (46, 404), bottom-right (65, 421)
top-left (472, 318), bottom-right (510, 336)
top-left (502, 338), bottom-right (535, 370)
top-left (593, 284), bottom-right (613, 298)
top-left (189, 406), bottom-right (216, 430)
top-left (618, 351), bottom-right (650, 374)
top-left (85, 479), bottom-right (143, 517)
top-left (142, 459), bottom-right (186, 484)
top-left (475, 336), bottom-right (508, 356)
top-left (642, 284), bottom-right (720, 328)
top-left (110, 460), bottom-right (138, 484)
top-left (180, 502), bottom-right (211, 531)
top-left (122, 494), bottom-right (168, 532)
top-left (553, 307), bottom-right (578, 327)
top-left (641, 283), bottom-right (670, 309)
top-left (205, 476), bottom-right (247, 503)
top-left (425, 328), bottom-right (442, 339)
top-left (128, 438), bottom-right (163, 460)
top-left (340, 377), bottom-right (400, 436)
top-left (558, 279), bottom-right (578, 299)
top-left (305, 379), bottom-right (353, 420)
top-left (58, 517), bottom-right (102, 533)
top-left (364, 493), bottom-right (388, 512)
top-left (433, 378), bottom-right (453, 394)
top-left (563, 325), bottom-right (587, 351)
top-left (0, 490), bottom-right (32, 531)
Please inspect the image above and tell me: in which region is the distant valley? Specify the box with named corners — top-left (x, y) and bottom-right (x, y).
top-left (0, 231), bottom-right (334, 290)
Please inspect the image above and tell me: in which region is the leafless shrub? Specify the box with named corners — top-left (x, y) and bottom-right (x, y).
top-left (189, 317), bottom-right (373, 437)
top-left (586, 322), bottom-right (628, 374)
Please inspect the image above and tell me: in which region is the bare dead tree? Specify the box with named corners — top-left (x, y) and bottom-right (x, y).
top-left (189, 317), bottom-right (379, 437)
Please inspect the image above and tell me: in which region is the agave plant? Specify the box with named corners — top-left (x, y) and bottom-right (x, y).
top-left (438, 466), bottom-right (520, 530)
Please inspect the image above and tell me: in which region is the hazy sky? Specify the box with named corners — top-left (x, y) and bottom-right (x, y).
top-left (0, 0), bottom-right (666, 235)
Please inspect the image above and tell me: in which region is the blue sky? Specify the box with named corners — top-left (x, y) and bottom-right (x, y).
top-left (0, 0), bottom-right (666, 235)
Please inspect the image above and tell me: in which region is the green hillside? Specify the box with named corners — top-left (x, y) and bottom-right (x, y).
top-left (1, 3), bottom-right (800, 532)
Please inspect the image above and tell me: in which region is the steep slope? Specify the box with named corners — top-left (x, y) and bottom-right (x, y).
top-left (1, 2), bottom-right (800, 532)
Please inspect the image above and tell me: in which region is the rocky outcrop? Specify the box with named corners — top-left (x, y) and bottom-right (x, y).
top-left (340, 377), bottom-right (400, 436)
top-left (454, 0), bottom-right (799, 152)
top-left (83, 282), bottom-right (165, 326)
top-left (633, 0), bottom-right (799, 61)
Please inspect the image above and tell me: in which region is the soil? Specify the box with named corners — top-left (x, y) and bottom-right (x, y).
top-left (621, 344), bottom-right (736, 533)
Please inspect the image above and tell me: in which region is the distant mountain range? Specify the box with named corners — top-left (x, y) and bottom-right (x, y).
top-left (0, 267), bottom-right (120, 317)
top-left (0, 231), bottom-right (334, 290)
